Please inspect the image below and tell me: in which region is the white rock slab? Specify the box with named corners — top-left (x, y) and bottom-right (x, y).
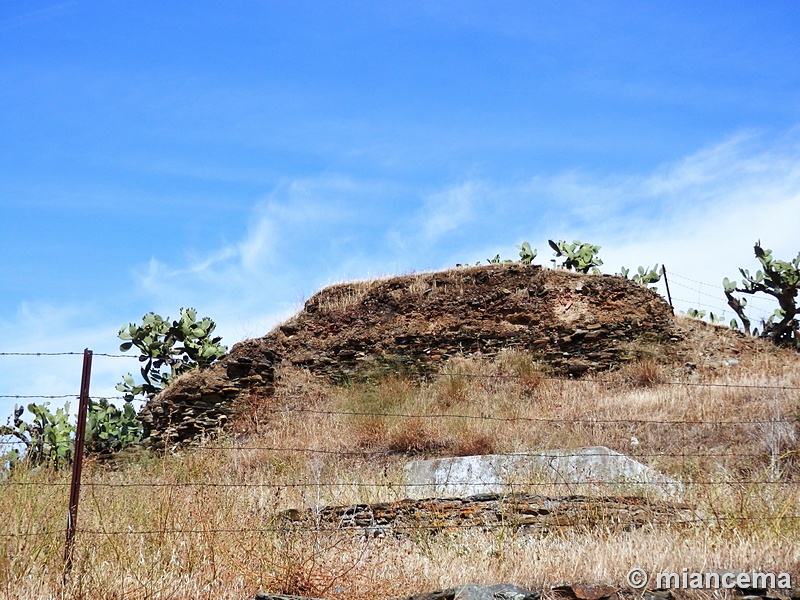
top-left (403, 446), bottom-right (682, 500)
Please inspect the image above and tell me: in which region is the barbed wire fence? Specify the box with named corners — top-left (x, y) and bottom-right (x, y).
top-left (0, 268), bottom-right (798, 575)
top-left (665, 271), bottom-right (779, 324)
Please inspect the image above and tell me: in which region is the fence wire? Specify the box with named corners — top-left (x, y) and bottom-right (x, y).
top-left (667, 270), bottom-right (778, 319)
top-left (2, 295), bottom-right (799, 546)
top-left (2, 512), bottom-right (800, 541)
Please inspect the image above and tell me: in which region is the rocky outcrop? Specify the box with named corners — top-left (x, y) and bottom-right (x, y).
top-left (403, 447), bottom-right (683, 500)
top-left (141, 264), bottom-right (677, 447)
top-left (275, 493), bottom-right (695, 536)
top-left (137, 352), bottom-right (278, 449)
top-left (255, 581), bottom-right (800, 600)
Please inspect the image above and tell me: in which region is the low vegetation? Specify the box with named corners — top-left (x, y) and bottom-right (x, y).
top-left (1, 333), bottom-right (799, 599)
top-left (0, 399), bottom-right (143, 469)
top-left (1, 308), bottom-right (225, 470)
top-left (547, 239), bottom-right (604, 274)
top-left (618, 264), bottom-right (663, 288)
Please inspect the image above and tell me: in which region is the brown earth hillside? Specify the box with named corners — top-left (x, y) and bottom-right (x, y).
top-left (139, 263), bottom-right (691, 447)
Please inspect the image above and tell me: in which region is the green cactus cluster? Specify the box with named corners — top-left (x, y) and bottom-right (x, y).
top-left (724, 242), bottom-right (800, 348)
top-left (117, 307), bottom-right (228, 401)
top-left (1, 398), bottom-right (146, 470)
top-left (86, 398), bottom-right (143, 456)
top-left (548, 239), bottom-right (604, 274)
top-left (516, 242), bottom-right (537, 265)
top-left (618, 264), bottom-right (662, 293)
top-left (486, 254), bottom-right (513, 265)
top-left (1, 403), bottom-right (75, 469)
top-left (685, 308), bottom-right (706, 320)
top-left (626, 264), bottom-right (662, 286)
top-left (486, 241), bottom-right (538, 265)
top-left (1, 307), bottom-right (227, 471)
top-left (682, 308), bottom-right (726, 326)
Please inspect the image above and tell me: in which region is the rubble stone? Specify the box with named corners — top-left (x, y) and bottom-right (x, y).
top-left (274, 493), bottom-right (694, 535)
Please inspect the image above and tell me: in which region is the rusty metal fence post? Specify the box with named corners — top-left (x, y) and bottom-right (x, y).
top-left (63, 348), bottom-right (92, 578)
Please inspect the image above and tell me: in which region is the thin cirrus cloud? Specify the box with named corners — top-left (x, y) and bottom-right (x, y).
top-left (0, 0), bottom-right (86, 31)
top-left (418, 181), bottom-right (480, 243)
top-left (141, 130), bottom-right (800, 318)
top-left (133, 175), bottom-right (403, 341)
top-left (518, 132), bottom-right (800, 320)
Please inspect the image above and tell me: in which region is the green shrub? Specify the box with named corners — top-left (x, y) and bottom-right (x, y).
top-left (86, 398), bottom-right (143, 456)
top-left (1, 398), bottom-right (145, 469)
top-left (0, 402), bottom-right (75, 469)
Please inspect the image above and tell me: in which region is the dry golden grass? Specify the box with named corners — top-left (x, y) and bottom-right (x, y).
top-left (314, 279), bottom-right (384, 314)
top-left (2, 344), bottom-right (800, 599)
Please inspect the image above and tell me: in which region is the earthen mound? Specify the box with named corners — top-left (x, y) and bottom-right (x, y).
top-left (139, 264), bottom-right (676, 447)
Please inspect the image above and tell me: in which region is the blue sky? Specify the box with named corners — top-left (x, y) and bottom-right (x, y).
top-left (2, 1), bottom-right (800, 419)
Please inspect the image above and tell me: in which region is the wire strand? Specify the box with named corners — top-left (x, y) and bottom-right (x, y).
top-left (3, 513), bottom-right (799, 540)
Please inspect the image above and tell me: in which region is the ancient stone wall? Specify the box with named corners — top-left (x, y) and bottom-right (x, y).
top-left (137, 352), bottom-right (277, 449)
top-left (274, 493), bottom-right (695, 536)
top-left (140, 264), bottom-right (676, 447)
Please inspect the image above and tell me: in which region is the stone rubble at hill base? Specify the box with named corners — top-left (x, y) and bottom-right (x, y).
top-left (276, 492), bottom-right (695, 534)
top-left (402, 583), bottom-right (541, 600)
top-left (254, 582), bottom-right (800, 600)
top-left (253, 583), bottom-right (541, 600)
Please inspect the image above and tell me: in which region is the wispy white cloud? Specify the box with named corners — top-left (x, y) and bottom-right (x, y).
top-left (133, 175), bottom-right (401, 345)
top-left (237, 215), bottom-right (277, 272)
top-left (514, 132), bottom-right (800, 321)
top-left (0, 0), bottom-right (87, 31)
top-left (418, 181), bottom-right (480, 242)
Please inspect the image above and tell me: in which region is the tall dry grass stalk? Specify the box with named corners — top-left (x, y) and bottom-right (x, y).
top-left (2, 346), bottom-right (799, 599)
